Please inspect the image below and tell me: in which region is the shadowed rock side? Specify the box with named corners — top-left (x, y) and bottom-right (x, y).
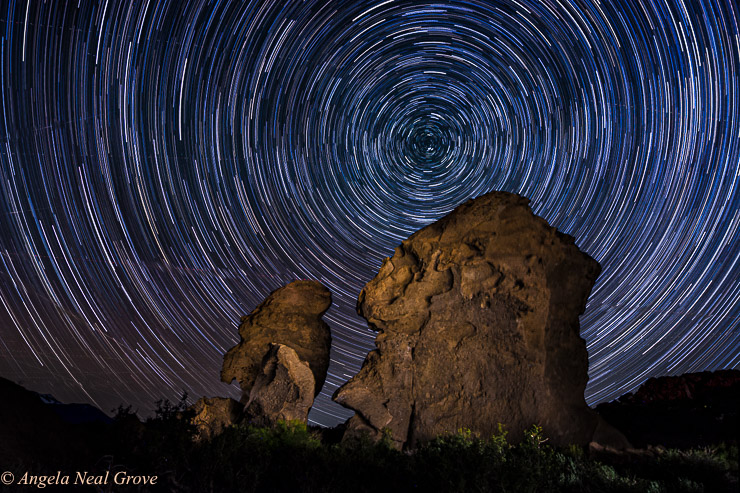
top-left (221, 280), bottom-right (332, 408)
top-left (243, 343), bottom-right (317, 425)
top-left (334, 191), bottom-right (626, 449)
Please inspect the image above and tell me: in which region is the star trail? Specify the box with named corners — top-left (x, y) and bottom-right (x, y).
top-left (0, 0), bottom-right (738, 426)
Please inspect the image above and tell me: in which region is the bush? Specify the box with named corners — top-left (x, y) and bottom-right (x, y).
top-left (25, 407), bottom-right (740, 493)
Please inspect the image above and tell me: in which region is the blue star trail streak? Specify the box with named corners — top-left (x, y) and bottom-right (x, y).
top-left (0, 0), bottom-right (738, 426)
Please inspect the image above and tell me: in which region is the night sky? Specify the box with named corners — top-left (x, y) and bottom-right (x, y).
top-left (0, 0), bottom-right (737, 427)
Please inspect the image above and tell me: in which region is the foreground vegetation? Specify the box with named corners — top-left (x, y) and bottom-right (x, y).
top-left (92, 398), bottom-right (736, 493)
top-left (5, 397), bottom-right (737, 492)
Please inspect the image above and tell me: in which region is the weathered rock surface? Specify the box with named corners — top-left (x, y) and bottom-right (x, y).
top-left (221, 280), bottom-right (332, 407)
top-left (334, 191), bottom-right (624, 449)
top-left (243, 343), bottom-right (317, 425)
top-left (191, 396), bottom-right (242, 441)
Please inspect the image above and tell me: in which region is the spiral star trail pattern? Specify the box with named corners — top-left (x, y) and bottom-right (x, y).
top-left (0, 0), bottom-right (738, 425)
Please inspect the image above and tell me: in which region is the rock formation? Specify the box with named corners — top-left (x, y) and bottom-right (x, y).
top-left (221, 280), bottom-right (332, 423)
top-left (334, 191), bottom-right (625, 449)
top-left (243, 343), bottom-right (317, 425)
top-left (191, 397), bottom-right (242, 441)
top-left (596, 370), bottom-right (740, 448)
top-left (608, 369), bottom-right (740, 405)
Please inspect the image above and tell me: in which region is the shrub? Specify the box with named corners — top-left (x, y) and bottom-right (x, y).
top-left (25, 410), bottom-right (740, 493)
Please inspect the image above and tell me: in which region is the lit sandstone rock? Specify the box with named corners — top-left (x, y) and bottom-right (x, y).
top-left (221, 280), bottom-right (332, 422)
top-left (334, 191), bottom-right (627, 449)
top-left (243, 343), bottom-right (317, 425)
top-left (190, 397), bottom-right (242, 441)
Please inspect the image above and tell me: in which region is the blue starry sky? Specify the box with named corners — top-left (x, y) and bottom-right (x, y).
top-left (0, 0), bottom-right (737, 426)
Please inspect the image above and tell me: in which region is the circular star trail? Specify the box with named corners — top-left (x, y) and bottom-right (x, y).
top-left (0, 0), bottom-right (738, 425)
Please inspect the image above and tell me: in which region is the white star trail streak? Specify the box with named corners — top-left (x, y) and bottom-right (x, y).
top-left (0, 0), bottom-right (738, 426)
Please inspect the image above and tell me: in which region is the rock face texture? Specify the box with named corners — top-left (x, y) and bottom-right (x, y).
top-left (243, 343), bottom-right (317, 425)
top-left (334, 191), bottom-right (617, 449)
top-left (221, 280), bottom-right (332, 422)
top-left (191, 397), bottom-right (242, 441)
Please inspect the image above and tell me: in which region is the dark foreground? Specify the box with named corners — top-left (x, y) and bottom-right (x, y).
top-left (1, 407), bottom-right (737, 492)
top-left (1, 372), bottom-right (738, 492)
